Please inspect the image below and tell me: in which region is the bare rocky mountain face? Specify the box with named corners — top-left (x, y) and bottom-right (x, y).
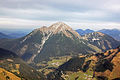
top-left (0, 22), bottom-right (119, 64)
top-left (33, 22), bottom-right (81, 39)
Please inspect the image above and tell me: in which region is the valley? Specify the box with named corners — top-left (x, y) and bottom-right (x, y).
top-left (47, 46), bottom-right (120, 80)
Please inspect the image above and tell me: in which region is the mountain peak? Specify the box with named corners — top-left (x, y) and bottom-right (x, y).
top-left (54, 22), bottom-right (66, 25)
top-left (31, 22), bottom-right (81, 39)
top-left (49, 22), bottom-right (71, 30)
top-left (49, 22), bottom-right (81, 38)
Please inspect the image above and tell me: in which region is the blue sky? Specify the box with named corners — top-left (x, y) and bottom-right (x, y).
top-left (0, 0), bottom-right (120, 30)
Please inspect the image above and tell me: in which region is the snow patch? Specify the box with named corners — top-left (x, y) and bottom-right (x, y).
top-left (92, 38), bottom-right (99, 41)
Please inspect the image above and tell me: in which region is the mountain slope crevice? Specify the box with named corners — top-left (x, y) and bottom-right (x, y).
top-left (27, 32), bottom-right (52, 63)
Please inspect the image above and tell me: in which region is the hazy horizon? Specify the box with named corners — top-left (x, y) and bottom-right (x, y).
top-left (0, 22), bottom-right (120, 31)
top-left (0, 21), bottom-right (120, 32)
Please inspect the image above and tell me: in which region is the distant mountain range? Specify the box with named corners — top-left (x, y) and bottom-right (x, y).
top-left (0, 22), bottom-right (119, 65)
top-left (0, 32), bottom-right (12, 39)
top-left (98, 29), bottom-right (120, 41)
top-left (76, 29), bottom-right (94, 35)
top-left (76, 29), bottom-right (120, 41)
top-left (1, 27), bottom-right (120, 42)
top-left (0, 29), bottom-right (31, 39)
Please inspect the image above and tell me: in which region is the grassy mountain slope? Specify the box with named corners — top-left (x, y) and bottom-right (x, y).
top-left (0, 68), bottom-right (21, 80)
top-left (47, 46), bottom-right (120, 80)
top-left (0, 48), bottom-right (46, 80)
